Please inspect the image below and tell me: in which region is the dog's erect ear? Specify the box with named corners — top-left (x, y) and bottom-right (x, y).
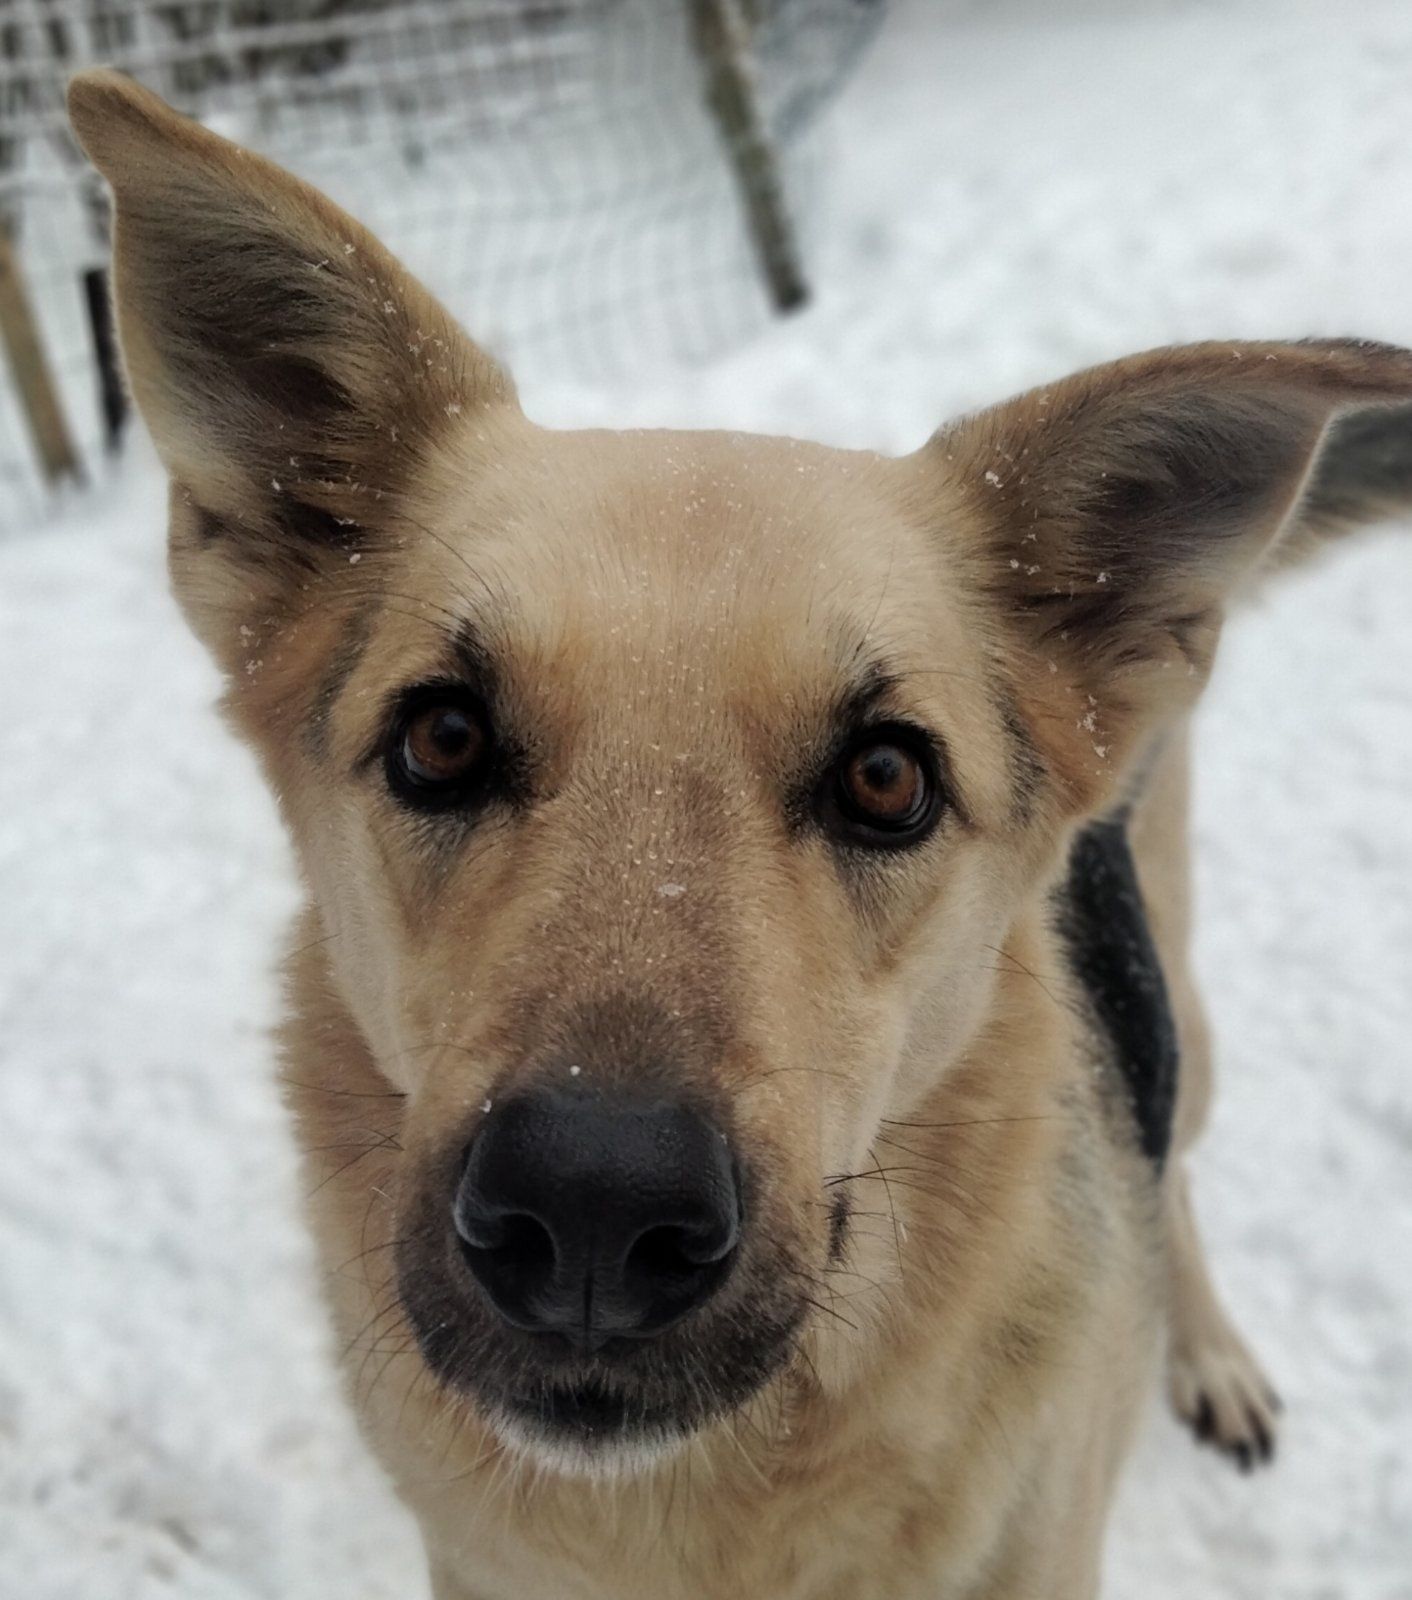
top-left (914, 339), bottom-right (1412, 807)
top-left (67, 69), bottom-right (514, 558)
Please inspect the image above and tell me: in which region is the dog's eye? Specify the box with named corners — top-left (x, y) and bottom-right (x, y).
top-left (825, 727), bottom-right (941, 847)
top-left (388, 694), bottom-right (488, 803)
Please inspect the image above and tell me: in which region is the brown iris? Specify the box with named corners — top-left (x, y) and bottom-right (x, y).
top-left (400, 702), bottom-right (485, 788)
top-left (842, 741), bottom-right (926, 826)
top-left (821, 723), bottom-right (943, 848)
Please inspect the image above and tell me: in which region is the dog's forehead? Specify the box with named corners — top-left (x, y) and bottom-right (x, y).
top-left (407, 422), bottom-right (976, 717)
top-left (456, 424), bottom-right (902, 585)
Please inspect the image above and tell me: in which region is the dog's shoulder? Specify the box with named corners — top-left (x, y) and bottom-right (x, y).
top-left (1052, 811), bottom-right (1179, 1168)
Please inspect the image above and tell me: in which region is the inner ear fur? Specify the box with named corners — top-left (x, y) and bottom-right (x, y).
top-left (67, 69), bottom-right (515, 562)
top-left (915, 339), bottom-right (1412, 806)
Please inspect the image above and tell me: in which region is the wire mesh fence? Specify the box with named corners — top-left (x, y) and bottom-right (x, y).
top-left (0, 0), bottom-right (885, 535)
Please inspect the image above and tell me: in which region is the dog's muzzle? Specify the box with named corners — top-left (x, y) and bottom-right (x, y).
top-left (396, 1077), bottom-right (805, 1467)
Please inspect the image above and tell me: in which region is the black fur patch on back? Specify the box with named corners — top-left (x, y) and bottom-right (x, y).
top-left (1054, 815), bottom-right (1178, 1167)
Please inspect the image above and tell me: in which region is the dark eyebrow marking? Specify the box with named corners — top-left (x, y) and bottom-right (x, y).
top-left (450, 618), bottom-right (499, 694)
top-left (305, 599), bottom-right (379, 762)
top-left (836, 659), bottom-right (897, 724)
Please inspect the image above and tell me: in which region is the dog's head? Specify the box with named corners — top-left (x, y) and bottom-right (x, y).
top-left (69, 70), bottom-right (1412, 1473)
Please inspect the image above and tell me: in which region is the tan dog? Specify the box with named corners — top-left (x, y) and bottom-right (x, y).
top-left (68, 69), bottom-right (1412, 1600)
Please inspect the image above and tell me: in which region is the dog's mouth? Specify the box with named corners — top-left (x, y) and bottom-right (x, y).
top-left (497, 1377), bottom-right (687, 1456)
top-left (512, 1378), bottom-right (636, 1433)
top-left (482, 1371), bottom-right (773, 1476)
top-left (411, 1304), bottom-right (806, 1468)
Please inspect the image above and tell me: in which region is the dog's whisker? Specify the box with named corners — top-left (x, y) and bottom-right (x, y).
top-left (878, 1112), bottom-right (1062, 1131)
top-left (284, 927), bottom-right (342, 961)
top-left (743, 1063), bottom-right (849, 1086)
top-left (280, 1076), bottom-right (407, 1101)
top-left (330, 1234), bottom-right (411, 1279)
top-left (341, 1296), bottom-right (408, 1369)
top-left (979, 943), bottom-right (1067, 1009)
top-left (304, 1130), bottom-right (405, 1156)
top-left (307, 1151), bottom-right (388, 1197)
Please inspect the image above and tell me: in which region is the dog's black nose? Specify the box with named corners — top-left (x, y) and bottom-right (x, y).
top-left (453, 1089), bottom-right (740, 1350)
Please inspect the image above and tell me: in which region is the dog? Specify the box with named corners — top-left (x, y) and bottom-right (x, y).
top-left (67, 68), bottom-right (1412, 1600)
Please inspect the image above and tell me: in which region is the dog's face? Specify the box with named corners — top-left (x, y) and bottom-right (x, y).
top-left (69, 70), bottom-right (1412, 1472)
top-left (235, 417), bottom-right (1046, 1466)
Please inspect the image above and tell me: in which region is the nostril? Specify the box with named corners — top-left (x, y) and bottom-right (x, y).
top-left (626, 1218), bottom-right (738, 1287)
top-left (629, 1225), bottom-right (695, 1283)
top-left (454, 1208), bottom-right (507, 1252)
top-left (678, 1210), bottom-right (740, 1266)
top-left (459, 1209), bottom-right (555, 1271)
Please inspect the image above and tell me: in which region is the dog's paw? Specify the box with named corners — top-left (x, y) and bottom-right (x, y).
top-left (1168, 1333), bottom-right (1281, 1473)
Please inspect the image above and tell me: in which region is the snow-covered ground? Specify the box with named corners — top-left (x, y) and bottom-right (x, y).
top-left (2, 1), bottom-right (1410, 1595)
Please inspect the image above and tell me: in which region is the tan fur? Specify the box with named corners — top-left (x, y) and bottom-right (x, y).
top-left (68, 69), bottom-right (1411, 1600)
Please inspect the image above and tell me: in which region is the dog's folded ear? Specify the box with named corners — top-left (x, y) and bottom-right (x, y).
top-left (914, 339), bottom-right (1412, 805)
top-left (67, 69), bottom-right (514, 557)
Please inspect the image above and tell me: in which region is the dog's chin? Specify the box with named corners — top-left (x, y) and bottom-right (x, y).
top-left (485, 1383), bottom-right (697, 1479)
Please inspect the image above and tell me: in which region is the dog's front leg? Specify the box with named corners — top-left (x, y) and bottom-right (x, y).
top-left (1127, 726), bottom-right (1281, 1469)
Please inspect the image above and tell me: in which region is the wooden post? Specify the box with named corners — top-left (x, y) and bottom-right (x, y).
top-left (689, 0), bottom-right (809, 313)
top-left (84, 265), bottom-right (128, 451)
top-left (0, 222), bottom-right (82, 485)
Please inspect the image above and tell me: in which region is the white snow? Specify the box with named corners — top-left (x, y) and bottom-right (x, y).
top-left (2, 1), bottom-right (1410, 1595)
